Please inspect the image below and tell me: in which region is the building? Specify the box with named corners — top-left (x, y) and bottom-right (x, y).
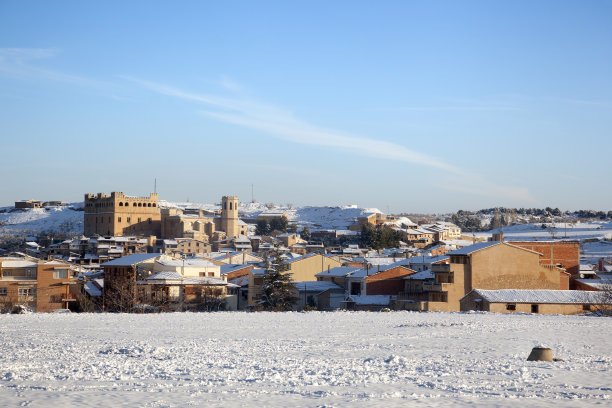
top-left (407, 241), bottom-right (569, 312)
top-left (0, 257), bottom-right (77, 312)
top-left (460, 289), bottom-right (608, 315)
top-left (84, 192), bottom-right (161, 237)
top-left (161, 196), bottom-right (248, 241)
top-left (101, 253), bottom-right (161, 311)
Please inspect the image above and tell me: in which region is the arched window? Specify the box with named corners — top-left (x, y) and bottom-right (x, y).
top-left (133, 203), bottom-right (137, 207)
top-left (152, 203), bottom-right (156, 207)
top-left (138, 203), bottom-right (142, 207)
top-left (147, 203), bottom-right (151, 207)
top-left (119, 202), bottom-right (123, 206)
top-left (125, 202), bottom-right (129, 206)
top-left (229, 202), bottom-right (232, 210)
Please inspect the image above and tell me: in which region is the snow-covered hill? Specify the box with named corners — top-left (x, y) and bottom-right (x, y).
top-left (0, 201), bottom-right (380, 238)
top-left (0, 204), bottom-right (83, 237)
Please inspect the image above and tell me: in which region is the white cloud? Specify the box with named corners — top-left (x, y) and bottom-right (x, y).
top-left (124, 77), bottom-right (537, 203)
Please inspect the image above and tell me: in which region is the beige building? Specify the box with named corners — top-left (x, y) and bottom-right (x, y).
top-left (0, 257), bottom-right (77, 312)
top-left (408, 241), bottom-right (569, 312)
top-left (460, 289), bottom-right (607, 315)
top-left (84, 192), bottom-right (161, 237)
top-left (161, 196), bottom-right (248, 241)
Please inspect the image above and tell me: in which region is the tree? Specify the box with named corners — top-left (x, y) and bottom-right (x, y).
top-left (261, 251), bottom-right (297, 311)
top-left (256, 219), bottom-right (270, 236)
top-left (301, 226), bottom-right (311, 241)
top-left (269, 216), bottom-right (289, 233)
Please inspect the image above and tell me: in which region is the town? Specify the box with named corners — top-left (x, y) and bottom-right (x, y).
top-left (1, 191), bottom-right (611, 315)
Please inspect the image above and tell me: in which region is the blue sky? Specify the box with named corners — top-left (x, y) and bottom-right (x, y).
top-left (1, 1), bottom-right (611, 213)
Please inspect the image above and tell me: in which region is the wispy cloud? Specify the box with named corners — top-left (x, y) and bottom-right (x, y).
top-left (124, 76), bottom-right (535, 203)
top-left (0, 47), bottom-right (111, 89)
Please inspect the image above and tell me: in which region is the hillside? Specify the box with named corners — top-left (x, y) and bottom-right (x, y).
top-left (0, 201), bottom-right (380, 238)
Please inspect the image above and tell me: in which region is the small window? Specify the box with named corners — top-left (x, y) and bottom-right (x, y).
top-left (118, 217), bottom-right (121, 223)
top-left (138, 218), bottom-right (141, 223)
top-left (133, 203), bottom-right (137, 207)
top-left (138, 203), bottom-right (142, 207)
top-left (119, 202), bottom-right (123, 207)
top-left (0, 287), bottom-right (7, 296)
top-left (25, 269), bottom-right (35, 277)
top-left (506, 304), bottom-right (516, 311)
top-left (153, 203), bottom-right (156, 207)
top-left (148, 218), bottom-right (152, 224)
top-left (127, 217), bottom-right (131, 223)
top-left (148, 203), bottom-right (151, 207)
top-left (18, 287), bottom-right (35, 297)
top-left (531, 304), bottom-right (539, 313)
top-left (583, 304), bottom-right (591, 311)
top-left (53, 269), bottom-right (68, 279)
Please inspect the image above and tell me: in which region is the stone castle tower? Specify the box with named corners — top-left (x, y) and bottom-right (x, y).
top-left (220, 196), bottom-right (239, 238)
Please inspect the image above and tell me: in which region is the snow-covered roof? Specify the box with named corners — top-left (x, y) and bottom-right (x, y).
top-left (148, 271), bottom-right (183, 280)
top-left (465, 289), bottom-right (605, 304)
top-left (101, 253), bottom-right (159, 266)
top-left (293, 281), bottom-right (343, 293)
top-left (220, 264), bottom-right (252, 275)
top-left (447, 241), bottom-right (500, 256)
top-left (1, 260), bottom-right (38, 268)
top-left (315, 266), bottom-right (362, 277)
top-left (575, 278), bottom-right (612, 290)
top-left (156, 259), bottom-right (216, 268)
top-left (84, 281), bottom-right (102, 297)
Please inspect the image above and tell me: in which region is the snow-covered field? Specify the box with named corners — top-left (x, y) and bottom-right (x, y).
top-left (477, 221), bottom-right (612, 242)
top-left (1, 312), bottom-right (610, 407)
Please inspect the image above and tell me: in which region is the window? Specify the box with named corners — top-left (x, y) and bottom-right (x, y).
top-left (18, 287), bottom-right (35, 297)
top-left (138, 203), bottom-right (142, 207)
top-left (531, 304), bottom-right (539, 313)
top-left (2, 270), bottom-right (10, 277)
top-left (0, 287), bottom-right (7, 296)
top-left (25, 269), bottom-right (36, 278)
top-left (133, 203), bottom-right (137, 207)
top-left (127, 217), bottom-right (131, 223)
top-left (583, 304), bottom-right (591, 311)
top-left (119, 202), bottom-right (123, 206)
top-left (138, 218), bottom-right (141, 223)
top-left (147, 203), bottom-right (151, 207)
top-left (118, 217), bottom-right (122, 223)
top-left (53, 269), bottom-right (68, 279)
top-left (506, 304), bottom-right (516, 311)
top-left (153, 203), bottom-right (156, 207)
top-left (148, 218), bottom-right (152, 224)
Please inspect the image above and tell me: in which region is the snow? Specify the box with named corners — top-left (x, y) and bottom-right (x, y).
top-left (1, 312), bottom-right (609, 406)
top-left (478, 221), bottom-right (612, 242)
top-left (467, 289), bottom-right (604, 304)
top-left (0, 204), bottom-right (83, 237)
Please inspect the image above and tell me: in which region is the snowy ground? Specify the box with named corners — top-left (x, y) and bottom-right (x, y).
top-left (476, 221), bottom-right (612, 242)
top-left (0, 312), bottom-right (610, 407)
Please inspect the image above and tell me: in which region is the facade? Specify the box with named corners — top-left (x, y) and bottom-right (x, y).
top-left (84, 192), bottom-right (161, 237)
top-left (160, 196), bottom-right (248, 241)
top-left (460, 289), bottom-right (607, 315)
top-left (408, 242), bottom-right (569, 312)
top-left (101, 253), bottom-right (161, 311)
top-left (0, 258), bottom-right (77, 312)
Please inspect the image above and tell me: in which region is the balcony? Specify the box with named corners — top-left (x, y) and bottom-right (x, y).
top-left (423, 283), bottom-right (442, 292)
top-left (431, 264), bottom-right (450, 273)
top-left (62, 293), bottom-right (77, 302)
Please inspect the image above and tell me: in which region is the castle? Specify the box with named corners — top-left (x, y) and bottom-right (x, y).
top-left (84, 192), bottom-right (246, 240)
